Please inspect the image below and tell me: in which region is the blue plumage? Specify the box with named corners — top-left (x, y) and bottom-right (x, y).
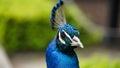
top-left (46, 40), bottom-right (79, 68)
top-left (46, 0), bottom-right (84, 68)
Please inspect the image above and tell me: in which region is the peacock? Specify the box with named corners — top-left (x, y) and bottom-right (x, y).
top-left (46, 0), bottom-right (84, 68)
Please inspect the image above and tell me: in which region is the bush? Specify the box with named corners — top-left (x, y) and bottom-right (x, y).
top-left (3, 18), bottom-right (57, 53)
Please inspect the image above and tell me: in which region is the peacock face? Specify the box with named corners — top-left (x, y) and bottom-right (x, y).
top-left (56, 24), bottom-right (84, 50)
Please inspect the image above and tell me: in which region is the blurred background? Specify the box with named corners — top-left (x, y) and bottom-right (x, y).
top-left (0, 0), bottom-right (120, 68)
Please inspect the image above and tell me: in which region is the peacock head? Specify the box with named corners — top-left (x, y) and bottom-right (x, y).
top-left (56, 24), bottom-right (84, 51)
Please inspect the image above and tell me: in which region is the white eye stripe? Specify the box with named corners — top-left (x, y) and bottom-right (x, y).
top-left (62, 30), bottom-right (73, 42)
top-left (58, 30), bottom-right (75, 45)
top-left (58, 30), bottom-right (83, 48)
top-left (59, 32), bottom-right (65, 44)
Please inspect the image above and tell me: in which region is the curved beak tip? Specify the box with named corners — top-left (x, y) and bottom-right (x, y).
top-left (80, 44), bottom-right (84, 48)
top-left (78, 42), bottom-right (84, 48)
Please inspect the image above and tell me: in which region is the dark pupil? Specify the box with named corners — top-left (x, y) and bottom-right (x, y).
top-left (61, 32), bottom-right (66, 39)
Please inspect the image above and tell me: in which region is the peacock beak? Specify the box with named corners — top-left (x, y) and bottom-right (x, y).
top-left (71, 36), bottom-right (84, 48)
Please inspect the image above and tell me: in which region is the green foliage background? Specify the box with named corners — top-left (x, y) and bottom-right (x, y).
top-left (80, 54), bottom-right (120, 68)
top-left (0, 0), bottom-right (101, 53)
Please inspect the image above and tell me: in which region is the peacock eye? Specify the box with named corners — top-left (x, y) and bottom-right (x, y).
top-left (61, 32), bottom-right (66, 39)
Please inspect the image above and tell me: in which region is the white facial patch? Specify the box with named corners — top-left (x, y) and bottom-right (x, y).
top-left (62, 30), bottom-right (73, 41)
top-left (58, 30), bottom-right (84, 48)
top-left (58, 30), bottom-right (72, 45)
top-left (59, 32), bottom-right (65, 44)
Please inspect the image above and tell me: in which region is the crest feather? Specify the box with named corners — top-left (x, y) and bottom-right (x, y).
top-left (50, 0), bottom-right (66, 29)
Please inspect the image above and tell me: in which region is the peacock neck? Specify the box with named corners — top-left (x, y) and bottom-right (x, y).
top-left (55, 38), bottom-right (76, 54)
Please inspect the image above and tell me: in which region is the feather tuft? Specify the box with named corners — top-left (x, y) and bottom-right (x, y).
top-left (50, 0), bottom-right (66, 29)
